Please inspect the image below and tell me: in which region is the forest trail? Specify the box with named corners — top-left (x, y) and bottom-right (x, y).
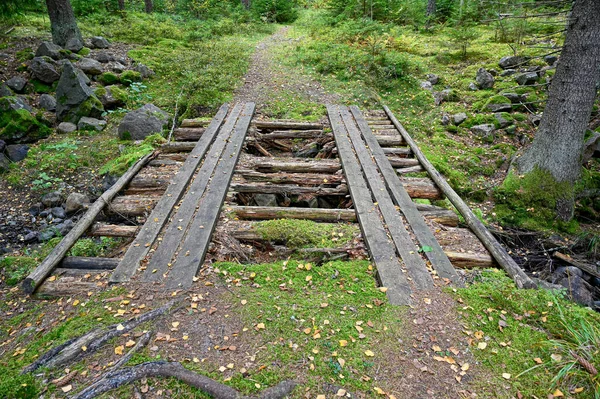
top-left (234, 26), bottom-right (339, 112)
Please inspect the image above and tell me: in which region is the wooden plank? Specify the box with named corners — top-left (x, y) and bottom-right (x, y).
top-left (174, 127), bottom-right (205, 141)
top-left (236, 170), bottom-right (344, 186)
top-left (327, 104), bottom-right (411, 306)
top-left (21, 152), bottom-right (153, 294)
top-left (387, 157), bottom-right (420, 168)
top-left (351, 106), bottom-right (461, 285)
top-left (339, 106), bottom-right (433, 289)
top-left (90, 223), bottom-right (137, 237)
top-left (257, 130), bottom-right (327, 140)
top-left (165, 103), bottom-right (256, 289)
top-left (246, 158), bottom-right (341, 174)
top-left (142, 104), bottom-right (245, 282)
top-left (60, 257), bottom-right (119, 270)
top-left (383, 105), bottom-right (536, 289)
top-left (230, 183), bottom-right (348, 196)
top-left (253, 120), bottom-right (323, 130)
top-left (396, 165), bottom-right (426, 175)
top-left (110, 105), bottom-right (231, 284)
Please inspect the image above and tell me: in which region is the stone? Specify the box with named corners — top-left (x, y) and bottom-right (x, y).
top-left (118, 103), bottom-right (170, 140)
top-left (38, 228), bottom-right (56, 242)
top-left (505, 125), bottom-right (516, 135)
top-left (498, 55), bottom-right (528, 69)
top-left (500, 69), bottom-right (517, 77)
top-left (441, 114), bottom-right (450, 126)
top-left (29, 57), bottom-right (60, 84)
top-left (544, 54), bottom-right (558, 66)
top-left (0, 97), bottom-right (51, 143)
top-left (77, 57), bottom-right (103, 75)
top-left (0, 139), bottom-right (5, 152)
top-left (57, 122), bottom-right (77, 134)
top-left (55, 62), bottom-right (104, 123)
top-left (98, 72), bottom-right (119, 85)
top-left (35, 41), bottom-right (62, 60)
top-left (484, 95), bottom-right (512, 113)
top-left (529, 113), bottom-right (542, 126)
top-left (5, 144), bottom-right (29, 162)
top-left (420, 81), bottom-right (433, 90)
top-left (433, 89), bottom-right (456, 106)
top-left (6, 76), bottom-right (27, 93)
top-left (90, 36), bottom-right (110, 49)
top-left (0, 83), bottom-right (13, 97)
top-left (488, 68), bottom-right (498, 76)
top-left (94, 52), bottom-right (114, 63)
top-left (41, 191), bottom-right (63, 207)
top-left (96, 85), bottom-right (127, 109)
top-left (452, 113), bottom-right (467, 125)
top-left (0, 153), bottom-right (10, 172)
top-left (29, 203), bottom-right (42, 216)
top-left (65, 37), bottom-right (84, 52)
top-left (582, 131), bottom-right (600, 163)
top-left (110, 62), bottom-right (127, 73)
top-left (475, 68), bottom-right (495, 89)
top-left (515, 72), bottom-right (539, 86)
top-left (556, 274), bottom-right (593, 307)
top-left (252, 194), bottom-right (278, 207)
top-left (426, 73), bottom-right (439, 85)
top-left (134, 63), bottom-right (155, 78)
top-left (23, 231), bottom-right (39, 243)
top-left (65, 192), bottom-right (90, 214)
top-left (102, 173), bottom-right (119, 191)
top-left (1, 96), bottom-right (32, 112)
top-left (51, 206), bottom-right (67, 219)
top-left (502, 93), bottom-right (522, 103)
top-left (471, 124), bottom-right (495, 142)
top-left (78, 116), bottom-right (107, 131)
top-left (494, 113), bottom-right (513, 129)
top-left (39, 94), bottom-right (57, 111)
top-left (57, 219), bottom-right (74, 235)
top-left (468, 82), bottom-right (478, 91)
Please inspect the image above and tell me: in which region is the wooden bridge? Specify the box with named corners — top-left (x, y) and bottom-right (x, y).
top-left (23, 102), bottom-right (533, 304)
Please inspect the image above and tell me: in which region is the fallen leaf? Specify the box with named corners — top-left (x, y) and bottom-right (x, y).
top-left (534, 357), bottom-right (543, 364)
top-left (502, 373), bottom-right (511, 380)
top-left (115, 345), bottom-right (124, 355)
top-left (364, 350), bottom-right (375, 357)
top-left (551, 354), bottom-right (563, 362)
top-left (61, 385), bottom-right (72, 393)
top-left (553, 389), bottom-right (564, 397)
top-left (477, 342), bottom-right (487, 350)
top-left (125, 340), bottom-right (136, 348)
top-left (116, 324), bottom-right (125, 331)
top-left (336, 389), bottom-right (347, 396)
top-left (339, 340), bottom-right (348, 347)
top-left (379, 287), bottom-right (388, 293)
top-left (255, 323), bottom-right (265, 330)
top-left (374, 387), bottom-right (386, 395)
top-left (461, 363), bottom-right (470, 371)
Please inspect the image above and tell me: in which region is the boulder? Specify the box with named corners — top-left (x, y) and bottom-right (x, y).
top-left (110, 62), bottom-right (127, 74)
top-left (452, 113), bottom-right (467, 125)
top-left (0, 153), bottom-right (10, 173)
top-left (77, 57), bottom-right (103, 75)
top-left (90, 36), bottom-right (110, 49)
top-left (484, 95), bottom-right (512, 113)
top-left (426, 73), bottom-right (439, 85)
top-left (441, 114), bottom-right (450, 126)
top-left (65, 192), bottom-right (90, 214)
top-left (556, 274), bottom-right (594, 307)
top-left (35, 41), bottom-right (62, 60)
top-left (39, 94), bottom-right (57, 111)
top-left (420, 81), bottom-right (433, 90)
top-left (78, 116), bottom-right (107, 132)
top-left (252, 194), bottom-right (278, 207)
top-left (582, 131), bottom-right (600, 163)
top-left (494, 113), bottom-right (513, 129)
top-left (41, 191), bottom-right (63, 207)
top-left (1, 96), bottom-right (32, 112)
top-left (55, 62), bottom-right (104, 123)
top-left (471, 124), bottom-right (495, 142)
top-left (0, 83), bottom-right (13, 97)
top-left (0, 97), bottom-right (51, 143)
top-left (29, 57), bottom-right (60, 84)
top-left (475, 68), bottom-right (495, 89)
top-left (433, 89), bottom-right (456, 106)
top-left (94, 52), bottom-right (114, 63)
top-left (57, 219), bottom-right (75, 235)
top-left (134, 63), bottom-right (155, 78)
top-left (500, 69), bottom-right (517, 77)
top-left (5, 144), bottom-right (29, 162)
top-left (6, 76), bottom-right (27, 93)
top-left (0, 139), bottom-right (5, 152)
top-left (502, 93), bottom-right (522, 103)
top-left (515, 72), bottom-right (539, 86)
top-left (544, 55), bottom-right (558, 66)
top-left (96, 85), bottom-right (127, 109)
top-left (118, 103), bottom-right (170, 140)
top-left (38, 228), bottom-right (56, 242)
top-left (498, 55), bottom-right (528, 69)
top-left (65, 37), bottom-right (84, 52)
top-left (51, 206), bottom-right (67, 219)
top-left (57, 121), bottom-right (77, 134)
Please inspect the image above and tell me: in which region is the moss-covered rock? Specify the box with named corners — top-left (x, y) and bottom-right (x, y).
top-left (31, 79), bottom-right (55, 94)
top-left (78, 47), bottom-right (91, 56)
top-left (0, 98), bottom-right (52, 143)
top-left (483, 95), bottom-right (512, 112)
top-left (99, 72), bottom-right (119, 85)
top-left (120, 70), bottom-right (142, 86)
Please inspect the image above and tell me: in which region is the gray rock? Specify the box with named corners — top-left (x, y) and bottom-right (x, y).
top-left (487, 103), bottom-right (512, 113)
top-left (582, 131), bottom-right (600, 163)
top-left (77, 57), bottom-right (103, 75)
top-left (505, 125), bottom-right (517, 135)
top-left (441, 114), bottom-right (450, 126)
top-left (65, 192), bottom-right (90, 214)
top-left (0, 153), bottom-right (10, 172)
top-left (498, 55), bottom-right (528, 69)
top-left (2, 96), bottom-right (32, 112)
top-left (502, 93), bottom-right (522, 103)
top-left (471, 124), bottom-right (495, 142)
top-left (452, 113), bottom-right (467, 125)
top-left (475, 68), bottom-right (495, 89)
top-left (134, 63), bottom-right (155, 78)
top-left (252, 194), bottom-right (278, 207)
top-left (5, 144), bottom-right (29, 162)
top-left (39, 94), bottom-right (57, 111)
top-left (29, 57), bottom-right (60, 84)
top-left (544, 55), bottom-right (558, 66)
top-left (29, 203), bottom-right (42, 216)
top-left (426, 73), bottom-right (439, 85)
top-left (0, 83), bottom-right (13, 97)
top-left (494, 113), bottom-right (513, 129)
top-left (23, 231), bottom-right (39, 243)
top-left (529, 113), bottom-right (542, 126)
top-left (118, 103), bottom-right (170, 140)
top-left (102, 173), bottom-right (119, 191)
top-left (6, 76), bottom-right (27, 93)
top-left (556, 274), bottom-right (593, 307)
top-left (488, 68), bottom-right (498, 76)
top-left (110, 62), bottom-right (127, 73)
top-left (38, 228), bottom-right (56, 242)
top-left (97, 85), bottom-right (126, 109)
top-left (553, 266), bottom-right (583, 280)
top-left (500, 69), bottom-right (517, 77)
top-left (57, 122), bottom-right (77, 134)
top-left (515, 72), bottom-right (539, 86)
top-left (57, 219), bottom-right (74, 235)
top-left (78, 116), bottom-right (107, 131)
top-left (51, 206), bottom-right (67, 219)
top-left (468, 82), bottom-right (478, 91)
top-left (0, 53), bottom-right (10, 60)
top-left (94, 52), bottom-right (114, 63)
top-left (433, 89), bottom-right (455, 106)
top-left (420, 81), bottom-right (433, 90)
top-left (55, 62), bottom-right (104, 123)
top-left (0, 139), bottom-right (5, 152)
top-left (90, 36), bottom-right (110, 49)
top-left (36, 41), bottom-right (62, 60)
top-left (65, 37), bottom-right (84, 52)
top-left (41, 191), bottom-right (63, 207)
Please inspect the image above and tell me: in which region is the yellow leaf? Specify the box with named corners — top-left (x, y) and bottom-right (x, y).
top-left (534, 357), bottom-right (543, 364)
top-left (338, 358), bottom-right (345, 367)
top-left (255, 383), bottom-right (261, 389)
top-left (423, 298), bottom-right (431, 305)
top-left (125, 340), bottom-right (136, 348)
top-left (461, 363), bottom-right (470, 371)
top-left (313, 333), bottom-right (321, 339)
top-left (303, 328), bottom-right (312, 334)
top-left (551, 353), bottom-right (563, 362)
top-left (305, 275), bottom-right (312, 282)
top-left (336, 389), bottom-right (347, 396)
top-left (502, 373), bottom-right (511, 380)
top-left (256, 323), bottom-right (265, 330)
top-left (61, 385), bottom-right (72, 393)
top-left (81, 345), bottom-right (87, 352)
top-left (574, 387), bottom-right (584, 393)
top-left (432, 345), bottom-right (442, 352)
top-left (474, 331), bottom-right (484, 339)
top-left (172, 322), bottom-right (180, 328)
top-left (116, 324), bottom-right (125, 331)
top-left (48, 275), bottom-right (56, 282)
top-left (72, 300), bottom-right (80, 306)
top-left (379, 287), bottom-right (388, 293)
top-left (374, 387), bottom-right (386, 395)
top-left (477, 342), bottom-right (487, 350)
top-left (115, 345), bottom-right (124, 355)
top-left (339, 340), bottom-right (348, 347)
top-left (193, 357), bottom-right (200, 363)
top-left (317, 395), bottom-right (326, 399)
top-left (553, 389), bottom-right (564, 397)
top-left (364, 350), bottom-right (375, 357)
top-left (241, 300), bottom-right (247, 305)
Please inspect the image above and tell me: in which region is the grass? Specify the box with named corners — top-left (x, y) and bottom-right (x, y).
top-left (254, 219), bottom-right (359, 248)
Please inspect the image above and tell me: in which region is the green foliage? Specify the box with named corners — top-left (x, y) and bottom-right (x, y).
top-left (99, 134), bottom-right (165, 175)
top-left (99, 71), bottom-right (119, 85)
top-left (69, 237), bottom-right (123, 257)
top-left (0, 256), bottom-right (38, 286)
top-left (0, 368), bottom-right (39, 399)
top-left (251, 0), bottom-right (298, 23)
top-left (120, 70), bottom-right (143, 86)
top-left (447, 25), bottom-right (478, 59)
top-left (255, 219), bottom-right (358, 248)
top-left (0, 98), bottom-right (52, 143)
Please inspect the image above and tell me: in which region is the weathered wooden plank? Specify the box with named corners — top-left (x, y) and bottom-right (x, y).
top-left (387, 157), bottom-right (420, 168)
top-left (352, 106), bottom-right (461, 285)
top-left (328, 104), bottom-right (411, 306)
top-left (160, 142), bottom-right (196, 153)
top-left (230, 183), bottom-right (348, 196)
top-left (257, 130), bottom-right (327, 140)
top-left (339, 106), bottom-right (433, 289)
top-left (142, 104), bottom-right (245, 282)
top-left (110, 104), bottom-right (230, 284)
top-left (384, 105), bottom-right (535, 289)
top-left (253, 120), bottom-right (323, 130)
top-left (21, 152), bottom-right (153, 294)
top-left (181, 119), bottom-right (209, 128)
top-left (236, 170), bottom-right (344, 186)
top-left (90, 223), bottom-right (138, 237)
top-left (382, 147), bottom-right (412, 157)
top-left (396, 165), bottom-right (426, 175)
top-left (174, 127), bottom-right (205, 141)
top-left (245, 158), bottom-right (341, 174)
top-left (165, 103), bottom-right (256, 289)
top-left (60, 257), bottom-right (119, 270)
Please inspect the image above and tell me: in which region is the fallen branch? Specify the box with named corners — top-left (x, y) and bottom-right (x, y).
top-left (70, 361), bottom-right (296, 399)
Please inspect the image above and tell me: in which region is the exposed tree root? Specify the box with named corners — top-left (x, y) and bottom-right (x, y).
top-left (71, 361), bottom-right (296, 399)
top-left (23, 300), bottom-right (180, 373)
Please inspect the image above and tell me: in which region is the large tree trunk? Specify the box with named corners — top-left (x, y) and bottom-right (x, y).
top-left (144, 0), bottom-right (153, 13)
top-left (426, 0), bottom-right (436, 16)
top-left (118, 0), bottom-right (124, 10)
top-left (512, 0), bottom-right (600, 221)
top-left (241, 0), bottom-right (251, 9)
top-left (45, 0), bottom-right (83, 48)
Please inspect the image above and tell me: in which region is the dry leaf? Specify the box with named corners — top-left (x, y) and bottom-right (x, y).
top-left (502, 373), bottom-right (511, 380)
top-left (551, 354), bottom-right (562, 362)
top-left (339, 340), bottom-right (348, 347)
top-left (553, 389), bottom-right (564, 397)
top-left (114, 345), bottom-right (124, 355)
top-left (61, 385), bottom-right (72, 393)
top-left (125, 340), bottom-right (136, 348)
top-left (477, 342), bottom-right (487, 350)
top-left (364, 350), bottom-right (375, 357)
top-left (336, 389), bottom-right (347, 396)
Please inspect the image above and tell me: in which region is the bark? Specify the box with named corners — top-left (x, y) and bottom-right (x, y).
top-left (117, 0), bottom-right (124, 10)
top-left (144, 0), bottom-right (153, 13)
top-left (513, 0), bottom-right (600, 220)
top-left (427, 0), bottom-right (436, 16)
top-left (45, 0), bottom-right (83, 47)
top-left (241, 0), bottom-right (251, 9)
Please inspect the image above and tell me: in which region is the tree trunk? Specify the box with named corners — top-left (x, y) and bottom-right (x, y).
top-left (118, 0), bottom-right (124, 10)
top-left (513, 0), bottom-right (600, 221)
top-left (144, 0), bottom-right (153, 13)
top-left (45, 0), bottom-right (83, 48)
top-left (241, 0), bottom-right (251, 9)
top-left (427, 0), bottom-right (436, 16)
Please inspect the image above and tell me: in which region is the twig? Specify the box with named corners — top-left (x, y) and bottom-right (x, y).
top-left (167, 88), bottom-right (184, 143)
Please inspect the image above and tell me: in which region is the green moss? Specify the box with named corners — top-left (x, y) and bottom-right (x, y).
top-left (107, 85), bottom-right (128, 103)
top-left (15, 48), bottom-right (34, 62)
top-left (483, 95), bottom-right (511, 111)
top-left (0, 98), bottom-right (52, 142)
top-left (61, 95), bottom-right (104, 124)
top-left (254, 219), bottom-right (359, 248)
top-left (94, 87), bottom-right (107, 97)
top-left (0, 256), bottom-right (38, 286)
top-left (463, 113), bottom-right (497, 128)
top-left (120, 70), bottom-right (143, 86)
top-left (512, 113), bottom-right (527, 122)
top-left (99, 134), bottom-right (164, 175)
top-left (78, 47), bottom-right (91, 56)
top-left (30, 79), bottom-right (54, 94)
top-left (99, 72), bottom-right (119, 85)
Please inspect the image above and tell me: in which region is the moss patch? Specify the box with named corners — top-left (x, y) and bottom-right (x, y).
top-left (0, 98), bottom-right (52, 143)
top-left (99, 71), bottom-right (119, 85)
top-left (120, 70), bottom-right (142, 86)
top-left (254, 219), bottom-right (359, 248)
